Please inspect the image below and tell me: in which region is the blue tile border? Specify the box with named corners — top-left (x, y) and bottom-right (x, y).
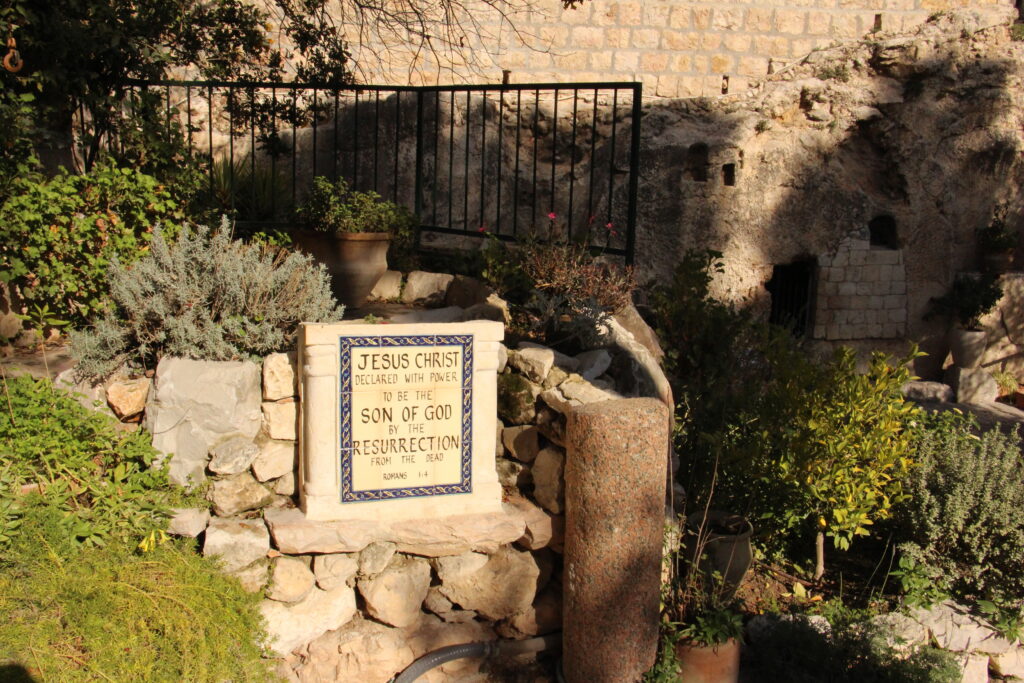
top-left (338, 334), bottom-right (473, 502)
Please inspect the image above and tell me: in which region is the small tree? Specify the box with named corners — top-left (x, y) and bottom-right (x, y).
top-left (767, 347), bottom-right (922, 580)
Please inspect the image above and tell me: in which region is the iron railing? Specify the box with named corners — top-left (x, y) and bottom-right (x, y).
top-left (87, 79), bottom-right (642, 263)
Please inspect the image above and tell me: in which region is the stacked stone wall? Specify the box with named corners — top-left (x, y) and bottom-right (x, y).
top-left (340, 0), bottom-right (1015, 98)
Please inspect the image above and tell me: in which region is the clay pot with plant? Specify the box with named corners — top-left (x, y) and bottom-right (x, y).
top-left (294, 176), bottom-right (416, 308)
top-left (927, 273), bottom-right (1003, 369)
top-left (977, 219), bottom-right (1018, 275)
top-left (659, 510), bottom-right (753, 683)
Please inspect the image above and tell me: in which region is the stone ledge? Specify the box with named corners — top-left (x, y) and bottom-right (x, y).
top-left (265, 504), bottom-right (526, 557)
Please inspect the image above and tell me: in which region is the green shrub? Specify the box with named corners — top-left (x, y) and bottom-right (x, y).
top-left (71, 222), bottom-right (343, 381)
top-left (0, 506), bottom-right (273, 682)
top-left (895, 410), bottom-right (1024, 602)
top-left (0, 374), bottom-right (190, 548)
top-left (0, 163), bottom-right (186, 326)
top-left (297, 176), bottom-right (415, 236)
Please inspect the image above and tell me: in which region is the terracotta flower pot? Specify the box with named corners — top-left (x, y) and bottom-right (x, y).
top-left (674, 638), bottom-right (741, 683)
top-left (948, 327), bottom-right (987, 369)
top-left (292, 229), bottom-right (391, 308)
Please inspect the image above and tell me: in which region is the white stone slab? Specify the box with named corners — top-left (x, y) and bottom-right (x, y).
top-left (298, 321), bottom-right (504, 521)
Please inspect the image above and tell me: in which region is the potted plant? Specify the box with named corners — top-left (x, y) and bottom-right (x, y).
top-left (927, 273), bottom-right (1003, 368)
top-left (294, 176), bottom-right (415, 308)
top-left (659, 511), bottom-right (752, 683)
top-left (977, 219), bottom-right (1018, 274)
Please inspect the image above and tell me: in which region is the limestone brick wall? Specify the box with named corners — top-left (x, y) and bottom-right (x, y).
top-left (343, 0), bottom-right (1015, 97)
top-left (814, 235), bottom-right (908, 341)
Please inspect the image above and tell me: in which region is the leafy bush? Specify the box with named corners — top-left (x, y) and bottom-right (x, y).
top-left (0, 373), bottom-right (190, 548)
top-left (71, 222), bottom-right (343, 381)
top-left (926, 273), bottom-right (1002, 330)
top-left (895, 410), bottom-right (1024, 603)
top-left (0, 506), bottom-right (273, 682)
top-left (0, 163), bottom-right (186, 326)
top-left (297, 176), bottom-right (415, 236)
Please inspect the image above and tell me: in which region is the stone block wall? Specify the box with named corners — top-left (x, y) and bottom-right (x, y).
top-left (130, 274), bottom-right (671, 681)
top-left (341, 0), bottom-right (1015, 97)
top-left (814, 235), bottom-right (908, 340)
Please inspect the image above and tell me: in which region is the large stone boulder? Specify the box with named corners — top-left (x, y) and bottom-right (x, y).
top-left (209, 472), bottom-right (274, 517)
top-left (202, 517), bottom-right (269, 572)
top-left (260, 583), bottom-right (358, 656)
top-left (145, 358), bottom-right (262, 486)
top-left (267, 556), bottom-right (316, 603)
top-left (357, 555), bottom-right (432, 628)
top-left (432, 546), bottom-right (539, 621)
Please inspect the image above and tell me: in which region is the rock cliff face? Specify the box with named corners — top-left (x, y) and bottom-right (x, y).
top-left (635, 11), bottom-right (1024, 376)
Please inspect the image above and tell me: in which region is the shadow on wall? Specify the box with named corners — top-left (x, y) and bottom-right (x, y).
top-left (634, 15), bottom-right (1024, 379)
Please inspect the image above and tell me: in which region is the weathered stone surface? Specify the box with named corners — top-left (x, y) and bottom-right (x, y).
top-left (992, 646), bottom-right (1024, 678)
top-left (358, 555), bottom-right (432, 627)
top-left (263, 352), bottom-right (297, 401)
top-left (262, 399), bottom-right (298, 440)
top-left (106, 377), bottom-right (151, 419)
top-left (261, 583), bottom-right (357, 656)
top-left (497, 373), bottom-right (541, 425)
top-left (506, 495), bottom-right (555, 550)
top-left (497, 585), bottom-right (563, 639)
top-left (400, 271), bottom-right (454, 305)
top-left (145, 358), bottom-right (262, 487)
top-left (433, 546), bottom-right (539, 620)
top-left (359, 541), bottom-right (398, 577)
top-left (902, 380), bottom-right (954, 402)
top-left (539, 387), bottom-right (580, 415)
top-left (560, 375), bottom-right (618, 404)
top-left (501, 425), bottom-right (540, 462)
top-left (463, 298), bottom-right (508, 323)
top-left (509, 345), bottom-right (555, 383)
top-left (0, 311), bottom-right (21, 340)
top-left (445, 274), bottom-right (494, 308)
top-left (166, 507), bottom-right (210, 537)
top-left (267, 556), bottom-right (316, 603)
top-left (369, 270), bottom-right (403, 301)
top-left (203, 517), bottom-right (270, 572)
top-left (575, 349), bottom-right (613, 381)
top-left (955, 652), bottom-right (989, 683)
top-left (313, 553), bottom-right (359, 591)
top-left (252, 439), bottom-right (297, 482)
top-left (495, 419), bottom-right (505, 457)
top-left (564, 398), bottom-right (669, 682)
top-left (496, 457), bottom-right (531, 490)
top-left (543, 366), bottom-right (570, 390)
top-left (944, 367), bottom-right (1000, 404)
top-left (294, 614), bottom-right (495, 683)
top-left (208, 435), bottom-right (259, 475)
top-left (209, 472), bottom-right (274, 517)
top-left (909, 601), bottom-right (1014, 654)
top-left (870, 612), bottom-right (929, 653)
top-left (274, 472), bottom-right (296, 496)
top-left (497, 344), bottom-right (508, 373)
top-left (264, 506), bottom-right (526, 556)
top-left (230, 559), bottom-right (269, 593)
top-left (423, 586), bottom-right (455, 616)
top-left (605, 317), bottom-right (673, 408)
top-left (521, 341), bottom-right (579, 372)
top-left (612, 304), bottom-right (665, 364)
top-left (532, 447), bottom-right (566, 514)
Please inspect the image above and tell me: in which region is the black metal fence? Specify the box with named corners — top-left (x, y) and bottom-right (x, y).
top-left (90, 79), bottom-right (642, 263)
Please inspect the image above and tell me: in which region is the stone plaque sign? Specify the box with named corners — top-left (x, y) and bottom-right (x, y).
top-left (340, 334), bottom-right (470, 501)
top-left (299, 321), bottom-right (504, 521)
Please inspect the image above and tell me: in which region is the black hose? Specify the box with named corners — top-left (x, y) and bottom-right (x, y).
top-left (391, 633), bottom-right (562, 683)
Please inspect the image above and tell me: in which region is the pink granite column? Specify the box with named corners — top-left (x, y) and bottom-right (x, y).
top-left (563, 397), bottom-right (669, 682)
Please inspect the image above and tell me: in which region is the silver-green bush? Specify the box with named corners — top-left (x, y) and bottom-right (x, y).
top-left (896, 411), bottom-right (1024, 601)
top-left (72, 221), bottom-right (343, 380)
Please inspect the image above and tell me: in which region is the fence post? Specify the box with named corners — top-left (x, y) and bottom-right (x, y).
top-left (414, 89), bottom-right (424, 250)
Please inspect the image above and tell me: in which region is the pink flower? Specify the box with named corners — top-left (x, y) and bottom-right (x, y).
top-left (611, 230), bottom-right (619, 237)
top-left (477, 226), bottom-right (487, 233)
top-left (547, 212), bottom-right (557, 220)
top-left (605, 222), bottom-right (614, 230)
